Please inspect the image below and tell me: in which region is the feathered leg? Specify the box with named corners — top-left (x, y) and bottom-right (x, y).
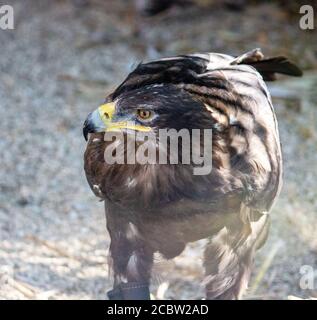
top-left (106, 209), bottom-right (153, 300)
top-left (203, 210), bottom-right (270, 300)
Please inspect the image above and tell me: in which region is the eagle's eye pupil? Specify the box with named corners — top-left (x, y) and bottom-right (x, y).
top-left (137, 109), bottom-right (152, 120)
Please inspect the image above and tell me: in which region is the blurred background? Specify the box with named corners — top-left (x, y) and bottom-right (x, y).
top-left (0, 0), bottom-right (316, 299)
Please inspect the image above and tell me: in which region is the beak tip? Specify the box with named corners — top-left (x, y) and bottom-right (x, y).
top-left (83, 129), bottom-right (88, 141)
top-left (83, 120), bottom-right (89, 141)
top-left (83, 108), bottom-right (107, 141)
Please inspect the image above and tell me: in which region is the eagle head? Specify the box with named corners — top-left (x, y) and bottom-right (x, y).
top-left (83, 83), bottom-right (213, 140)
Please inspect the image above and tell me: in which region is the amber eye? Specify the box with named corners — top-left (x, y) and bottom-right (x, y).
top-left (137, 109), bottom-right (152, 120)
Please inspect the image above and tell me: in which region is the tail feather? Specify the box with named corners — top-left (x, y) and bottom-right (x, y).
top-left (248, 56), bottom-right (303, 80)
top-left (231, 48), bottom-right (303, 81)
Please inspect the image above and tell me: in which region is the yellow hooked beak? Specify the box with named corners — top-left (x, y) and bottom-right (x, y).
top-left (83, 102), bottom-right (152, 140)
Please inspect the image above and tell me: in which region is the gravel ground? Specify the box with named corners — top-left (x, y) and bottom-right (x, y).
top-left (0, 0), bottom-right (316, 299)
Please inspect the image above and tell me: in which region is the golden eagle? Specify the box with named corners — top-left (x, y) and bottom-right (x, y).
top-left (83, 49), bottom-right (302, 299)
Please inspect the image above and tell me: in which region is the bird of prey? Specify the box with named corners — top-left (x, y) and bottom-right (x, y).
top-left (83, 48), bottom-right (302, 300)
